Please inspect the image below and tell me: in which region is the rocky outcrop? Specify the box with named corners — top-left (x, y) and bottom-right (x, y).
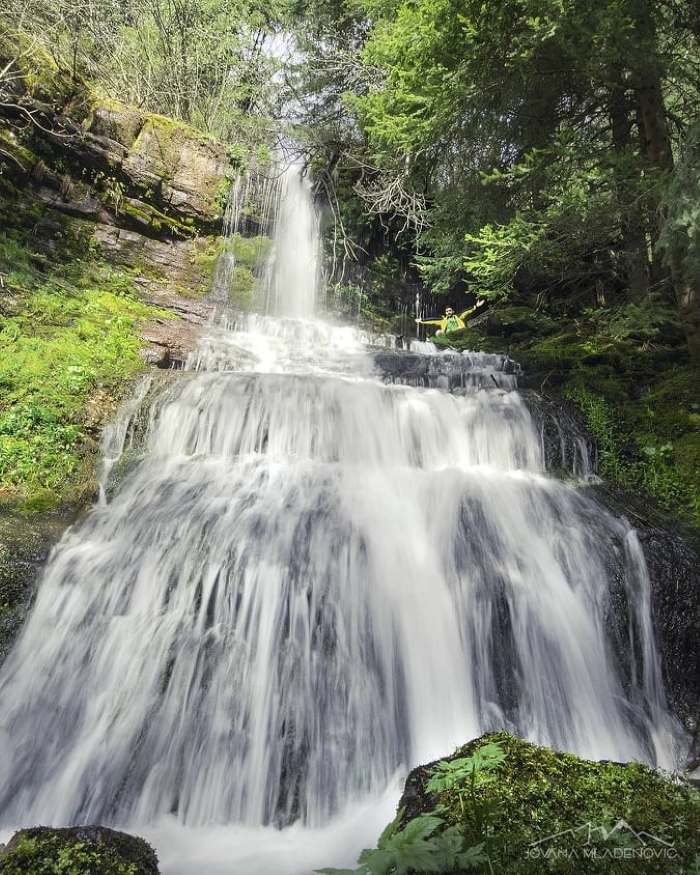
top-left (1, 102), bottom-right (231, 298)
top-left (389, 732), bottom-right (700, 875)
top-left (641, 527), bottom-right (700, 739)
top-left (0, 515), bottom-right (67, 666)
top-left (0, 29), bottom-right (234, 358)
top-left (0, 825), bottom-right (159, 874)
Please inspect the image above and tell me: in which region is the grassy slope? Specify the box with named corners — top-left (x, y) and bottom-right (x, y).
top-left (0, 232), bottom-right (171, 513)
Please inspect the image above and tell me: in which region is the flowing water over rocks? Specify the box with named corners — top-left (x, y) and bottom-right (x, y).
top-left (0, 167), bottom-right (688, 873)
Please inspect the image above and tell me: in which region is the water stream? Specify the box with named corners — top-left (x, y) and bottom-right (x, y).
top-left (0, 165), bottom-right (681, 873)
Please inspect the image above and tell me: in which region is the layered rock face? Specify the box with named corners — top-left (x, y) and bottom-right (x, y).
top-left (0, 35), bottom-right (235, 365)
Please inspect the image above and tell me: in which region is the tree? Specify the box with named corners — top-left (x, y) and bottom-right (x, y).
top-left (2, 0), bottom-right (287, 145)
top-left (338, 0), bottom-right (700, 356)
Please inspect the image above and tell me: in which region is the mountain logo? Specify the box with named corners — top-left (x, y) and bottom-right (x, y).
top-left (529, 820), bottom-right (675, 848)
top-left (525, 820), bottom-right (678, 862)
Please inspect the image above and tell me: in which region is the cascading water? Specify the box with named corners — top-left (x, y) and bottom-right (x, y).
top-left (0, 163), bottom-right (682, 873)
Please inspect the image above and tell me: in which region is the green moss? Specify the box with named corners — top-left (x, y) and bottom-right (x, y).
top-left (438, 301), bottom-right (700, 536)
top-left (439, 733), bottom-right (700, 875)
top-left (232, 233), bottom-right (273, 268)
top-left (0, 235), bottom-right (170, 512)
top-left (322, 733), bottom-right (700, 875)
top-left (129, 113), bottom-right (219, 181)
top-left (87, 97), bottom-right (146, 146)
top-left (120, 199), bottom-right (193, 238)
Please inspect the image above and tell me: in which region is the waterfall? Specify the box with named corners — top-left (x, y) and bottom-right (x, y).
top-left (261, 164), bottom-right (319, 317)
top-left (0, 166), bottom-right (681, 873)
top-left (210, 161), bottom-right (319, 317)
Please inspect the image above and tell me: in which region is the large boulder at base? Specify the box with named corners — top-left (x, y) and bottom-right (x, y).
top-left (392, 732), bottom-right (700, 875)
top-left (0, 825), bottom-right (159, 874)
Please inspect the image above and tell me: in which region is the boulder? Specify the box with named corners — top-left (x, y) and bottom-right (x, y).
top-left (384, 732), bottom-right (700, 875)
top-left (0, 825), bottom-right (159, 875)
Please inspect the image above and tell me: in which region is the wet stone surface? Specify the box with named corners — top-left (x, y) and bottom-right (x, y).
top-left (0, 514), bottom-right (68, 666)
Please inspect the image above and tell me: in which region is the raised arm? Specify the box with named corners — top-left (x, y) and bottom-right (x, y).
top-left (457, 299), bottom-right (486, 321)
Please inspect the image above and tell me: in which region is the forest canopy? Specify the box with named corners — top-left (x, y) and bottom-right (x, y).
top-left (2, 0), bottom-right (700, 360)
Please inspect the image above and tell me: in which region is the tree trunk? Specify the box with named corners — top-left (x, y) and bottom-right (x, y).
top-left (629, 0), bottom-right (700, 359)
top-left (609, 66), bottom-right (650, 304)
top-left (671, 247), bottom-right (700, 364)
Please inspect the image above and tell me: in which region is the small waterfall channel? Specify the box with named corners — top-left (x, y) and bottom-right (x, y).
top-left (0, 164), bottom-right (684, 873)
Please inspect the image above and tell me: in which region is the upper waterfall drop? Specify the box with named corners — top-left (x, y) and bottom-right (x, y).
top-left (262, 163), bottom-right (320, 318)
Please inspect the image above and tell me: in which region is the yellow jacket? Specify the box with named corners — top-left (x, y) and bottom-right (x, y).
top-left (416, 305), bottom-right (477, 334)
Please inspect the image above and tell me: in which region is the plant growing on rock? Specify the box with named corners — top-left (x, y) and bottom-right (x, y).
top-left (317, 733), bottom-right (700, 875)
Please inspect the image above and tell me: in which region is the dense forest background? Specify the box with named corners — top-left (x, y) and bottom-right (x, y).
top-left (1, 0), bottom-right (700, 534)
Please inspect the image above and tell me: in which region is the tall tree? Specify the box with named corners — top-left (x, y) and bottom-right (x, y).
top-left (3, 0), bottom-right (286, 143)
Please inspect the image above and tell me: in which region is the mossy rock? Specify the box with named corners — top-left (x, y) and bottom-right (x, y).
top-left (0, 825), bottom-right (159, 875)
top-left (122, 114), bottom-right (230, 223)
top-left (89, 99), bottom-right (147, 149)
top-left (397, 732), bottom-right (700, 875)
top-left (231, 233), bottom-right (273, 268)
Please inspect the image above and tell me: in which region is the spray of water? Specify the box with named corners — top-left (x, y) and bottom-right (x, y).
top-left (0, 165), bottom-right (680, 873)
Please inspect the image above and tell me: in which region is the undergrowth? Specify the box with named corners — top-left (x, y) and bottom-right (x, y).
top-left (0, 234), bottom-right (169, 511)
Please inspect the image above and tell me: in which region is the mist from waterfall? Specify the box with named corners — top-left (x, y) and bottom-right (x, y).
top-left (0, 164), bottom-right (682, 874)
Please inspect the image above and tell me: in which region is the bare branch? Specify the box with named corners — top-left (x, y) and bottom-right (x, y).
top-left (353, 166), bottom-right (429, 234)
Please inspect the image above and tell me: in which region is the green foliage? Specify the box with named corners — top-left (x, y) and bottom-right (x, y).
top-left (437, 296), bottom-right (700, 535)
top-left (2, 0), bottom-right (286, 147)
top-left (315, 808), bottom-right (486, 875)
top-left (564, 378), bottom-right (700, 528)
top-left (658, 120), bottom-right (700, 281)
top-left (293, 0), bottom-right (700, 344)
top-left (315, 744), bottom-right (507, 875)
top-left (455, 733), bottom-right (700, 875)
top-left (564, 388), bottom-right (629, 484)
top-left (426, 741), bottom-right (506, 832)
top-left (231, 233), bottom-right (273, 268)
top-left (0, 235), bottom-right (168, 510)
top-left (229, 264), bottom-right (259, 309)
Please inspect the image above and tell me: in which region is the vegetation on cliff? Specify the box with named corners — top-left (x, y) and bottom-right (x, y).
top-left (0, 20), bottom-right (244, 513)
top-left (0, 233), bottom-right (171, 512)
top-left (416, 305), bottom-right (700, 539)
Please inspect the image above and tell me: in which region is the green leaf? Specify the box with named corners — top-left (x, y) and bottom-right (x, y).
top-left (376, 807), bottom-right (406, 848)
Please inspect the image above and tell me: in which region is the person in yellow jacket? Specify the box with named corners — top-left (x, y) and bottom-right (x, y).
top-left (415, 300), bottom-right (485, 335)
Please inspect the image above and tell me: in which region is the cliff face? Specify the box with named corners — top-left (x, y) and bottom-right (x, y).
top-left (1, 30), bottom-right (235, 365)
